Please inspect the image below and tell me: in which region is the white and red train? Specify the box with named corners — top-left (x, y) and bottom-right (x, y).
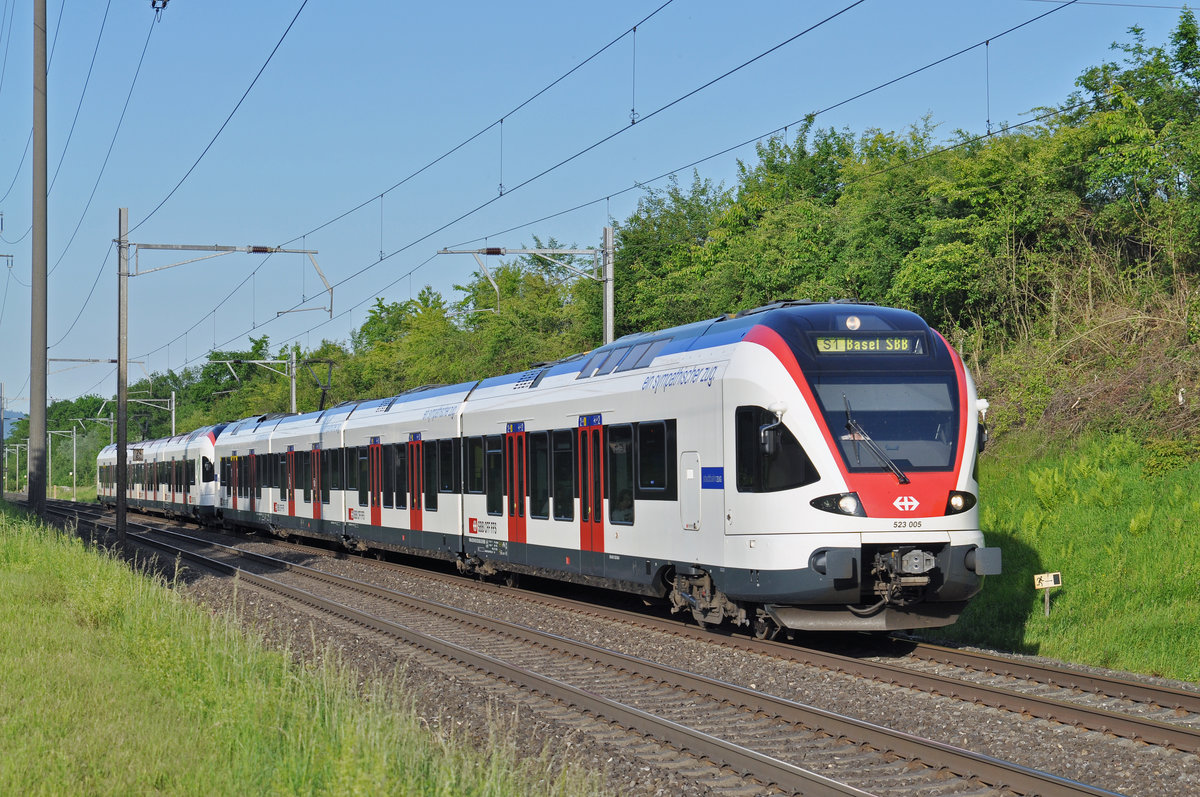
top-left (98, 300), bottom-right (1001, 635)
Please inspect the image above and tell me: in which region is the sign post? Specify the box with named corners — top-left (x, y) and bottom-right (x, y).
top-left (1034, 571), bottom-right (1062, 617)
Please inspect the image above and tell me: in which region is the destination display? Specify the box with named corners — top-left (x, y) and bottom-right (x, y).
top-left (812, 333), bottom-right (925, 355)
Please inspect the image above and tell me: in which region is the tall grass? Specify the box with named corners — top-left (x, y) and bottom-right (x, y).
top-left (0, 503), bottom-right (602, 796)
top-left (932, 432), bottom-right (1200, 682)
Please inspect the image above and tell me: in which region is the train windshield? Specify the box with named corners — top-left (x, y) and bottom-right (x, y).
top-left (810, 377), bottom-right (959, 472)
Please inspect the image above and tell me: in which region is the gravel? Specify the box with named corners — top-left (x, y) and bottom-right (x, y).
top-left (159, 534), bottom-right (1200, 797)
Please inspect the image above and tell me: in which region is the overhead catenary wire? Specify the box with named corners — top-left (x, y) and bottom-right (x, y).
top-left (448, 0), bottom-right (1085, 249)
top-left (49, 11), bottom-right (155, 276)
top-left (132, 0), bottom-right (869, 370)
top-left (129, 0), bottom-right (311, 235)
top-left (119, 0), bottom-right (685, 362)
top-left (0, 0), bottom-right (66, 210)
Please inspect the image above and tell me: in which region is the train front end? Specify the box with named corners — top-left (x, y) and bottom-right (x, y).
top-left (718, 303), bottom-right (1001, 633)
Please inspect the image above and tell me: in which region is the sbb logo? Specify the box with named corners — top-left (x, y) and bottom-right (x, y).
top-left (893, 496), bottom-right (920, 512)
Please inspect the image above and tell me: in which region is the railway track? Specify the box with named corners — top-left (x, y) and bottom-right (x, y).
top-left (170, 505), bottom-right (1199, 757)
top-left (47, 500), bottom-right (1135, 796)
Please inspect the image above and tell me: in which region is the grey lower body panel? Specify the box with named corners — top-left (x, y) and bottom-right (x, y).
top-left (764, 601), bottom-right (969, 632)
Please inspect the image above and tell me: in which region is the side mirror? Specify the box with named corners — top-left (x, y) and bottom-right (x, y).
top-left (760, 425), bottom-right (780, 457)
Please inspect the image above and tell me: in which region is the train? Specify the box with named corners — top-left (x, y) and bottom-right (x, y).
top-left (97, 300), bottom-right (1001, 636)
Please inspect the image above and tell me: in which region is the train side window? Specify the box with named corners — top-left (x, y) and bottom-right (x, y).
top-left (636, 420), bottom-right (677, 500)
top-left (329, 447), bottom-right (342, 491)
top-left (320, 449), bottom-right (332, 504)
top-left (381, 445), bottom-right (395, 508)
top-left (398, 444), bottom-right (412, 506)
top-left (608, 425), bottom-right (635, 524)
top-left (344, 447), bottom-right (357, 492)
top-left (735, 406), bottom-right (819, 492)
top-left (529, 431), bottom-right (550, 519)
top-left (438, 439), bottom-right (455, 493)
top-left (357, 447), bottom-right (370, 507)
top-left (485, 435), bottom-right (503, 516)
top-left (256, 457), bottom-right (264, 500)
top-left (424, 441), bottom-right (439, 511)
top-left (279, 453), bottom-right (289, 500)
top-left (465, 437), bottom-right (484, 494)
top-left (551, 429), bottom-right (574, 521)
top-left (301, 452), bottom-right (313, 503)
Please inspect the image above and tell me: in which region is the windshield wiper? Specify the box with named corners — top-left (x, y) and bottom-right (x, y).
top-left (843, 395), bottom-right (909, 484)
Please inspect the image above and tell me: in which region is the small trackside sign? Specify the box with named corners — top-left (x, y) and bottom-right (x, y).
top-left (1034, 572), bottom-right (1062, 589)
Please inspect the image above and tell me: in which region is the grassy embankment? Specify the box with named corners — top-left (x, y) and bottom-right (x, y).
top-left (932, 431), bottom-right (1200, 682)
top-left (0, 502), bottom-right (601, 796)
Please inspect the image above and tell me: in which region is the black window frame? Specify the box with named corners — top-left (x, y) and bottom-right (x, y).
top-left (607, 424), bottom-right (635, 525)
top-left (551, 429), bottom-right (574, 521)
top-left (635, 419), bottom-right (677, 501)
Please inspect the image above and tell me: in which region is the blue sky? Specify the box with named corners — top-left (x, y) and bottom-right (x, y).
top-left (0, 0), bottom-right (1191, 414)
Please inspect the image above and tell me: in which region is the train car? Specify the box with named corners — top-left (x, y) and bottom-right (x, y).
top-left (97, 423), bottom-right (226, 521)
top-left (97, 300), bottom-right (1001, 635)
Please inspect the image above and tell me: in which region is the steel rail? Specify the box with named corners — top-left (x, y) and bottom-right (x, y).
top-left (896, 639), bottom-right (1200, 714)
top-left (62, 508), bottom-right (1126, 797)
top-left (50, 499), bottom-right (1200, 756)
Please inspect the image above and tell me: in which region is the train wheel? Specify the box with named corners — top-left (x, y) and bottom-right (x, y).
top-left (503, 572), bottom-right (520, 589)
top-left (752, 610), bottom-right (779, 641)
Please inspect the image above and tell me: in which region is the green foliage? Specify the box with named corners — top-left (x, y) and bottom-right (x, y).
top-left (936, 431), bottom-right (1200, 680)
top-left (1143, 437), bottom-right (1200, 477)
top-left (0, 507), bottom-right (604, 795)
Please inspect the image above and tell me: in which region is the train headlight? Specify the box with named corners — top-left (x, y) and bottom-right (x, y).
top-left (944, 491), bottom-right (977, 515)
top-left (810, 492), bottom-right (866, 517)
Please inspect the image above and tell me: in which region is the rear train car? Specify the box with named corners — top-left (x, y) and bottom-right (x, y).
top-left (97, 423), bottom-right (225, 521)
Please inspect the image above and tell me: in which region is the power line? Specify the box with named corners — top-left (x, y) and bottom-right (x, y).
top-left (136, 1), bottom-right (868, 369)
top-left (269, 0), bottom-right (679, 248)
top-left (0, 0), bottom-right (66, 208)
top-left (49, 0), bottom-right (113, 194)
top-left (125, 0), bottom-right (686, 357)
top-left (129, 0), bottom-right (311, 234)
top-left (48, 14), bottom-right (155, 275)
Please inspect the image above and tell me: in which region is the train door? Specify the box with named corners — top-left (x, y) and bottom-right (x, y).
top-left (368, 440), bottom-right (383, 526)
top-left (407, 437), bottom-right (423, 532)
top-left (248, 453), bottom-right (256, 514)
top-left (577, 417), bottom-right (604, 572)
top-left (311, 448), bottom-right (322, 521)
top-left (170, 459), bottom-right (177, 505)
top-left (504, 424), bottom-right (527, 546)
top-left (286, 448), bottom-right (296, 517)
top-left (230, 457), bottom-right (238, 511)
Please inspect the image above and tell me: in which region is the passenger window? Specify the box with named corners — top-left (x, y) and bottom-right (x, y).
top-left (438, 438), bottom-right (455, 493)
top-left (637, 422), bottom-right (667, 491)
top-left (466, 437), bottom-right (484, 494)
top-left (607, 425), bottom-right (634, 525)
top-left (529, 431), bottom-right (550, 519)
top-left (424, 442), bottom-right (438, 511)
top-left (552, 430), bottom-right (574, 521)
top-left (485, 435), bottom-right (503, 516)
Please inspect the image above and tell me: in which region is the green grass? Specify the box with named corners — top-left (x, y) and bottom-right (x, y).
top-left (931, 431), bottom-right (1200, 682)
top-left (0, 503), bottom-right (602, 796)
